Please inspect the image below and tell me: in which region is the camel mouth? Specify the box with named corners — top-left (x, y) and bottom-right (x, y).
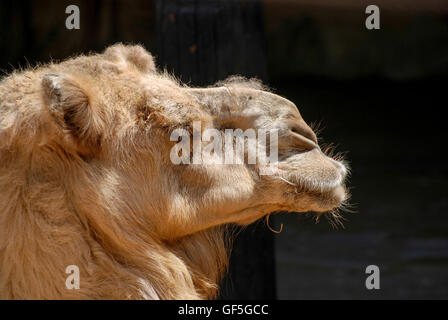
top-left (271, 149), bottom-right (349, 213)
top-left (289, 177), bottom-right (347, 212)
top-left (276, 151), bottom-right (347, 189)
top-left (310, 184), bottom-right (348, 212)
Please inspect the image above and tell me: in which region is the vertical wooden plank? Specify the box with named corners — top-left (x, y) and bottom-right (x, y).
top-left (155, 0), bottom-right (276, 299)
top-left (155, 0), bottom-right (180, 75)
top-left (194, 2), bottom-right (218, 85)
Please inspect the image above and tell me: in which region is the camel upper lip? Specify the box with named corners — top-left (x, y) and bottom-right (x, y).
top-left (274, 154), bottom-right (347, 194)
top-left (272, 169), bottom-right (345, 194)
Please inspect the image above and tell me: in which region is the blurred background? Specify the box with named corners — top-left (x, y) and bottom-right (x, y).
top-left (1, 0), bottom-right (447, 299)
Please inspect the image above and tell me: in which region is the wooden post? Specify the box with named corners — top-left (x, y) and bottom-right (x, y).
top-left (155, 0), bottom-right (276, 299)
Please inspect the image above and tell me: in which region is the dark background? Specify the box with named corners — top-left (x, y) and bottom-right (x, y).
top-left (1, 0), bottom-right (447, 299)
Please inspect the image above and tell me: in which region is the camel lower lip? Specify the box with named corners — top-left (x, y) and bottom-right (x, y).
top-left (314, 185), bottom-right (347, 210)
top-left (287, 183), bottom-right (346, 213)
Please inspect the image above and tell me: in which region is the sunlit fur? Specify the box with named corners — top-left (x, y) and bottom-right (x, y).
top-left (0, 43), bottom-right (348, 299)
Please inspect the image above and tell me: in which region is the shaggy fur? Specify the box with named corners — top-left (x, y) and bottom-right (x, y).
top-left (0, 44), bottom-right (348, 299)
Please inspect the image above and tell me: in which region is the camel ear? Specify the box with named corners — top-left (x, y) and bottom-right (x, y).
top-left (104, 43), bottom-right (156, 73)
top-left (42, 73), bottom-right (102, 154)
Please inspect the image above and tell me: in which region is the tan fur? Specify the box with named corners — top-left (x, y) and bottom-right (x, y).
top-left (0, 43), bottom-right (348, 299)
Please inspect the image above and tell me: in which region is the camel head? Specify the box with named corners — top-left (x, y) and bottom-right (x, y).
top-left (36, 44), bottom-right (348, 241)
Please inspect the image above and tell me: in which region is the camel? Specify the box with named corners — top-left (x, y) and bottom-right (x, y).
top-left (0, 44), bottom-right (348, 299)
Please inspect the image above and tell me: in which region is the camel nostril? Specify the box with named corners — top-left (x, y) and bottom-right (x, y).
top-left (289, 129), bottom-right (318, 151)
top-left (308, 131), bottom-right (318, 145)
top-left (291, 126), bottom-right (318, 145)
